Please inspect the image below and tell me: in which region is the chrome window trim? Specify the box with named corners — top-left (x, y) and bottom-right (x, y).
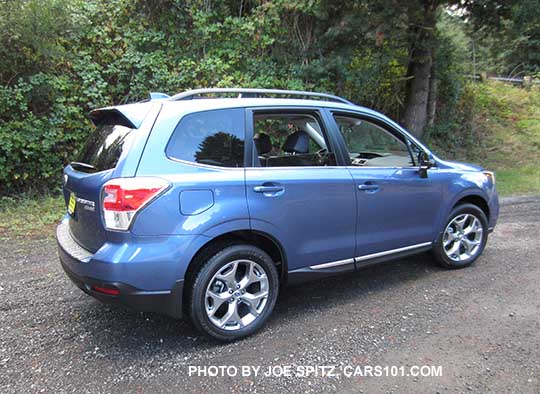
top-left (345, 166), bottom-right (439, 171)
top-left (164, 161), bottom-right (440, 172)
top-left (309, 242), bottom-right (432, 270)
top-left (345, 165), bottom-right (417, 170)
top-left (246, 165), bottom-right (344, 170)
top-left (166, 156), bottom-right (245, 171)
top-left (245, 165), bottom-right (439, 171)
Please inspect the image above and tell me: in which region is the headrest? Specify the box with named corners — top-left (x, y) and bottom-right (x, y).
top-left (283, 131), bottom-right (309, 154)
top-left (254, 133), bottom-right (272, 155)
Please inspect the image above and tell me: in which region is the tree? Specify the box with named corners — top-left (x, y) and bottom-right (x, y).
top-left (195, 132), bottom-right (244, 167)
top-left (402, 1), bottom-right (439, 137)
top-left (399, 0), bottom-right (516, 137)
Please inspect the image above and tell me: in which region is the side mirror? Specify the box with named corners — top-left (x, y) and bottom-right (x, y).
top-left (418, 152), bottom-right (435, 178)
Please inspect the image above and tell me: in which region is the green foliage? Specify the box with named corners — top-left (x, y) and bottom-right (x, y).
top-left (0, 0), bottom-right (412, 194)
top-left (0, 0), bottom-right (538, 194)
top-left (424, 83), bottom-right (477, 157)
top-left (426, 81), bottom-right (540, 196)
top-left (0, 0), bottom-right (77, 82)
top-left (424, 13), bottom-right (472, 154)
top-left (450, 0), bottom-right (540, 76)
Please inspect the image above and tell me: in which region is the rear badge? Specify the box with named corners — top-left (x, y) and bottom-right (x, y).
top-left (76, 197), bottom-right (96, 212)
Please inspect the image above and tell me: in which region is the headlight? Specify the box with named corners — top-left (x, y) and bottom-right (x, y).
top-left (483, 171), bottom-right (495, 185)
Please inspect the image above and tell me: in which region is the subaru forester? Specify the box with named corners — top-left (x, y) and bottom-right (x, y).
top-left (56, 88), bottom-right (499, 341)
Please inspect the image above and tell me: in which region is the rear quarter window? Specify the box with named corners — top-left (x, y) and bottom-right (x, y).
top-left (166, 108), bottom-right (245, 167)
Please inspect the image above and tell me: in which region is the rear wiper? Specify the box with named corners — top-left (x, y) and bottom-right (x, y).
top-left (70, 161), bottom-right (97, 172)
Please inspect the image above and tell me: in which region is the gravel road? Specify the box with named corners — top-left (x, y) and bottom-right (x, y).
top-left (1, 196), bottom-right (539, 393)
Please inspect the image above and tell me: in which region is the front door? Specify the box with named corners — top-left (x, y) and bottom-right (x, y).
top-left (329, 112), bottom-right (443, 262)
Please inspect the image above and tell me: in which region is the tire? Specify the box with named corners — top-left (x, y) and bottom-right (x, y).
top-left (433, 203), bottom-right (489, 269)
top-left (188, 244), bottom-right (279, 341)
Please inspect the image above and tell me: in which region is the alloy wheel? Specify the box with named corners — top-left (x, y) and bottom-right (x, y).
top-left (205, 259), bottom-right (269, 331)
top-left (443, 213), bottom-right (484, 262)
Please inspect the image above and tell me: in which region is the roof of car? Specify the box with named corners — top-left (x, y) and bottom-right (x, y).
top-left (91, 88), bottom-right (385, 127)
top-left (91, 97), bottom-right (388, 131)
top-left (160, 97), bottom-right (380, 116)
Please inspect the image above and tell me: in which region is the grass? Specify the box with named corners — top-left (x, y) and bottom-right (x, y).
top-left (0, 195), bottom-right (64, 240)
top-left (495, 166), bottom-right (540, 196)
top-left (438, 81), bottom-right (540, 196)
top-left (426, 81), bottom-right (540, 196)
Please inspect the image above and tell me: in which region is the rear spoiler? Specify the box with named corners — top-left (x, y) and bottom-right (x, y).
top-left (88, 102), bottom-right (155, 129)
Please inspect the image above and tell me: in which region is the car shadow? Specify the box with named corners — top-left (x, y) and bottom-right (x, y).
top-left (74, 252), bottom-right (445, 356)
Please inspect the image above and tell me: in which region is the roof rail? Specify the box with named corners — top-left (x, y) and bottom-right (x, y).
top-left (169, 88), bottom-right (353, 105)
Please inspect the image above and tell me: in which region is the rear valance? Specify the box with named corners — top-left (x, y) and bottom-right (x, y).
top-left (88, 102), bottom-right (155, 129)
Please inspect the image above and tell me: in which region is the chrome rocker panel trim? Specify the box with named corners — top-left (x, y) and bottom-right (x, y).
top-left (309, 257), bottom-right (356, 270)
top-left (309, 242), bottom-right (432, 270)
top-left (287, 242), bottom-right (433, 285)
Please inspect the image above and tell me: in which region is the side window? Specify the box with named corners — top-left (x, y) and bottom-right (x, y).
top-left (166, 108), bottom-right (245, 167)
top-left (252, 112), bottom-right (336, 167)
top-left (334, 115), bottom-right (413, 167)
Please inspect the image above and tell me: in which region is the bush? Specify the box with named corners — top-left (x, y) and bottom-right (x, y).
top-left (0, 0), bottom-right (480, 195)
top-left (0, 75), bottom-right (88, 194)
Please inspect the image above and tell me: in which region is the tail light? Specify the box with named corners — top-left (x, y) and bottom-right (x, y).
top-left (102, 177), bottom-right (170, 231)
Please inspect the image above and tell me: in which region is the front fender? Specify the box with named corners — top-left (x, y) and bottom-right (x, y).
top-left (431, 168), bottom-right (496, 235)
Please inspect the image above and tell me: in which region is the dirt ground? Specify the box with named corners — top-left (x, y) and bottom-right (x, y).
top-left (1, 196), bottom-right (539, 393)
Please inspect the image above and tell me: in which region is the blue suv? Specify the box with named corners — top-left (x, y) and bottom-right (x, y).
top-left (56, 88), bottom-right (499, 341)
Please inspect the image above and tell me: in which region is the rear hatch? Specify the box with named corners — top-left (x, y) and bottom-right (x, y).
top-left (64, 110), bottom-right (138, 252)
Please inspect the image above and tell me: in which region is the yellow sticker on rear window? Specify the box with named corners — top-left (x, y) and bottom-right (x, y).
top-left (68, 193), bottom-right (76, 215)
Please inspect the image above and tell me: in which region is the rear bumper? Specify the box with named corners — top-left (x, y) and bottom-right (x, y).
top-left (60, 255), bottom-right (184, 318)
top-left (56, 221), bottom-right (185, 318)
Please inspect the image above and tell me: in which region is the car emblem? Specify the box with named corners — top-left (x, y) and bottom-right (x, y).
top-left (76, 197), bottom-right (96, 211)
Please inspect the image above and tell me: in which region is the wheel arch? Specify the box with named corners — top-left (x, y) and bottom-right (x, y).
top-left (452, 193), bottom-right (490, 221)
top-left (435, 190), bottom-right (490, 240)
top-left (182, 229), bottom-right (288, 311)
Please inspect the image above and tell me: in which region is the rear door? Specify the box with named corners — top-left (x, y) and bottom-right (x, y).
top-left (244, 108), bottom-right (357, 272)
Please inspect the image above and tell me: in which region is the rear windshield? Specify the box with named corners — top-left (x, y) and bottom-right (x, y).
top-left (76, 124), bottom-right (133, 172)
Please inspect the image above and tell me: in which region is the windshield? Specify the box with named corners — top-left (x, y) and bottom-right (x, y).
top-left (76, 124), bottom-right (133, 172)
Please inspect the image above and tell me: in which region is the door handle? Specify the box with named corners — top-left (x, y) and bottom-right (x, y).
top-left (358, 183), bottom-right (379, 191)
top-left (253, 185), bottom-right (285, 193)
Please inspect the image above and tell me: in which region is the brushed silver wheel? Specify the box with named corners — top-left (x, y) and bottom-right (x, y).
top-left (443, 213), bottom-right (483, 262)
top-left (205, 259), bottom-right (269, 331)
